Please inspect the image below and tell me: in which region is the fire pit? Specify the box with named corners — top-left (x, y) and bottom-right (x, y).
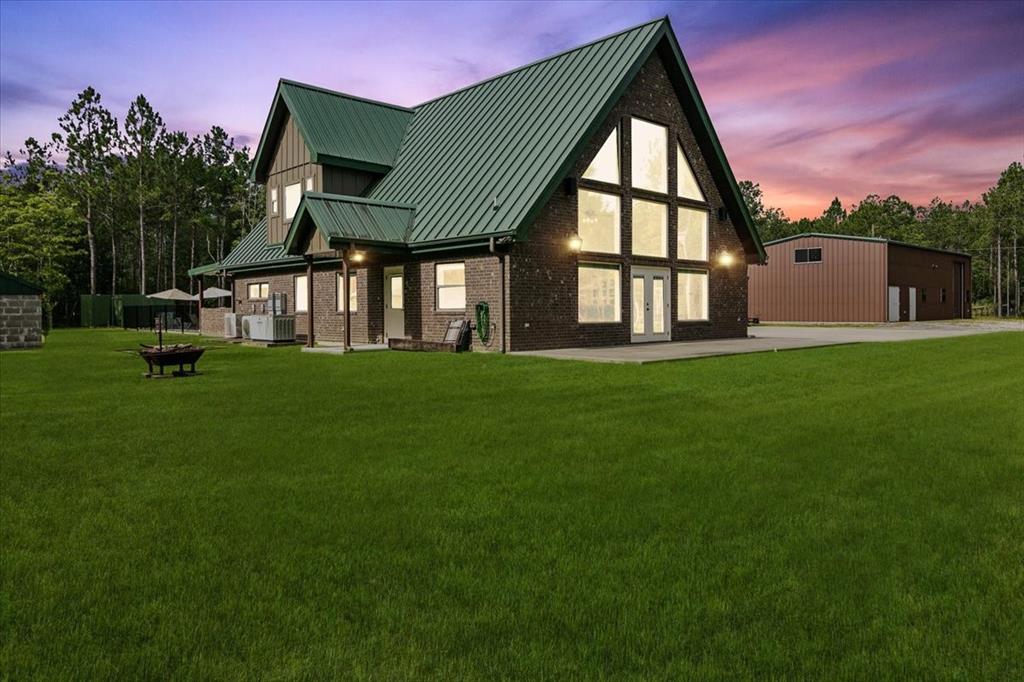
top-left (138, 321), bottom-right (205, 377)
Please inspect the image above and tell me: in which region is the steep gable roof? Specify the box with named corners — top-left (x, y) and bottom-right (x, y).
top-left (250, 80), bottom-right (414, 182)
top-left (241, 17), bottom-right (765, 267)
top-left (219, 218), bottom-right (297, 271)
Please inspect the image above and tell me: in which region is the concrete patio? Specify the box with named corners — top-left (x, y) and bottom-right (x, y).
top-left (512, 320), bottom-right (1023, 364)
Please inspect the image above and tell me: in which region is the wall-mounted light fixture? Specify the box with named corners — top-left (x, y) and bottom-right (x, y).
top-left (568, 233), bottom-right (583, 252)
top-left (350, 250), bottom-right (366, 264)
top-left (717, 251), bottom-right (736, 267)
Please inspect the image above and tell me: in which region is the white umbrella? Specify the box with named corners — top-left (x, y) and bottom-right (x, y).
top-left (202, 286), bottom-right (232, 299)
top-left (148, 288), bottom-right (194, 301)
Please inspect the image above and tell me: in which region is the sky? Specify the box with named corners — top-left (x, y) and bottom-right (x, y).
top-left (1, 0), bottom-right (1021, 219)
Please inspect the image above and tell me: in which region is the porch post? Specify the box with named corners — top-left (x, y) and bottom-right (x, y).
top-left (195, 276), bottom-right (202, 335)
top-left (342, 252), bottom-right (352, 351)
top-left (305, 255), bottom-right (315, 348)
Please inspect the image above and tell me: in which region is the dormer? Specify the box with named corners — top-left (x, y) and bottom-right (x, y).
top-left (250, 80), bottom-right (414, 244)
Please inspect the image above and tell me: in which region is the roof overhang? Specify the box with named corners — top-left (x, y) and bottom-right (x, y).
top-left (283, 192), bottom-right (415, 256)
top-left (187, 262), bottom-right (223, 277)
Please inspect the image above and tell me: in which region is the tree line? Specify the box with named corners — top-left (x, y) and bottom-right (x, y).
top-left (1, 85), bottom-right (1020, 323)
top-left (740, 161), bottom-right (1023, 316)
top-left (0, 87), bottom-right (264, 325)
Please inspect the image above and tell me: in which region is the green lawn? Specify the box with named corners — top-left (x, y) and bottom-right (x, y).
top-left (2, 330), bottom-right (1022, 679)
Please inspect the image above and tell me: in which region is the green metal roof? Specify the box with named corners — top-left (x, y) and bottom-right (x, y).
top-left (187, 262), bottom-right (223, 277)
top-left (0, 271), bottom-right (44, 295)
top-left (284, 193), bottom-right (415, 254)
top-left (221, 218), bottom-right (301, 271)
top-left (232, 17), bottom-right (765, 269)
top-left (368, 19), bottom-right (663, 246)
top-left (251, 80), bottom-right (414, 182)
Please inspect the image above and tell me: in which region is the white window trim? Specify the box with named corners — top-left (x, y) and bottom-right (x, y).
top-left (336, 273), bottom-right (358, 312)
top-left (577, 262), bottom-right (622, 324)
top-left (284, 182), bottom-right (302, 222)
top-left (247, 282), bottom-right (269, 300)
top-left (294, 274), bottom-right (308, 313)
top-left (793, 247), bottom-right (823, 265)
top-left (270, 187), bottom-right (279, 216)
top-left (677, 270), bottom-right (709, 322)
top-left (435, 262), bottom-right (467, 311)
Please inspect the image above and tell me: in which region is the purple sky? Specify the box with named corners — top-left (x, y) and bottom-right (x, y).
top-left (1, 0), bottom-right (1021, 218)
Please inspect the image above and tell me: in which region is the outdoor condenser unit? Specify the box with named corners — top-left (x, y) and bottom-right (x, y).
top-left (243, 314), bottom-right (295, 342)
top-left (223, 313), bottom-right (244, 338)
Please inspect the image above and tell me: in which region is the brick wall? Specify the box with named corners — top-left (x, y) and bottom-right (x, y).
top-left (230, 252), bottom-right (507, 351)
top-left (0, 294), bottom-right (43, 349)
top-left (506, 51), bottom-right (748, 351)
top-left (198, 306), bottom-right (230, 337)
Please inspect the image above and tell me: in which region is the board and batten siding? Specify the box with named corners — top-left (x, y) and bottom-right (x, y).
top-left (748, 236), bottom-right (887, 322)
top-left (267, 114), bottom-right (320, 245)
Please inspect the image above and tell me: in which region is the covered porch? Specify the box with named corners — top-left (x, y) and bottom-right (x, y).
top-left (284, 192), bottom-right (415, 351)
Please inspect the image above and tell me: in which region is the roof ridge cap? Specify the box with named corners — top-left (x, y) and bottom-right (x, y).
top-left (414, 17), bottom-right (666, 108)
top-left (278, 78), bottom-right (415, 113)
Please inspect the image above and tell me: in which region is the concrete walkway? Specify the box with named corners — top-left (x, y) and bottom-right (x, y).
top-left (513, 320), bottom-right (1022, 364)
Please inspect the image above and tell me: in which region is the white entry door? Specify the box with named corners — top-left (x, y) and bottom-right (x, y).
top-left (384, 266), bottom-right (405, 340)
top-left (888, 286), bottom-right (900, 322)
top-left (908, 287), bottom-right (917, 321)
top-left (631, 267), bottom-right (671, 343)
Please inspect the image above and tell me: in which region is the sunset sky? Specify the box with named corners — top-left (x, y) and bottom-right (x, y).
top-left (1, 0), bottom-right (1021, 218)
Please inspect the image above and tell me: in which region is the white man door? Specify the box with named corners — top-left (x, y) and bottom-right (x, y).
top-left (888, 286), bottom-right (900, 322)
top-left (631, 266), bottom-right (671, 342)
top-left (384, 266), bottom-right (405, 340)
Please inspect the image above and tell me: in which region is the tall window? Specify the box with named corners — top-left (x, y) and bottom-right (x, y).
top-left (678, 207), bottom-right (709, 261)
top-left (678, 271), bottom-right (708, 321)
top-left (436, 262), bottom-right (466, 310)
top-left (295, 275), bottom-right (308, 312)
top-left (336, 273), bottom-right (358, 312)
top-left (578, 264), bottom-right (621, 323)
top-left (270, 187), bottom-right (279, 215)
top-left (631, 118), bottom-right (667, 193)
top-left (284, 182), bottom-right (302, 221)
top-left (578, 189), bottom-right (620, 254)
top-left (632, 199), bottom-right (667, 258)
top-left (677, 143), bottom-right (705, 201)
top-left (582, 128), bottom-right (619, 184)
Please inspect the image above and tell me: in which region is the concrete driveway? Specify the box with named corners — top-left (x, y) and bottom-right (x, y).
top-left (513, 320), bottom-right (1022, 364)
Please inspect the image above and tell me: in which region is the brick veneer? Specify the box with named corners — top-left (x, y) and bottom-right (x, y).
top-left (506, 51), bottom-right (748, 351)
top-left (0, 294), bottom-right (43, 349)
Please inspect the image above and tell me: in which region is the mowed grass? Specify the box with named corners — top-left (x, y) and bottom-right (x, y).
top-left (1, 329), bottom-right (1022, 680)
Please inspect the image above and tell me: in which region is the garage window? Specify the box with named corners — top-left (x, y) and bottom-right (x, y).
top-left (794, 247), bottom-right (822, 264)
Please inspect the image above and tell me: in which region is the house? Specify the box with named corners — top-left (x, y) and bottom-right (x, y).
top-left (0, 272), bottom-right (44, 350)
top-left (748, 233), bottom-right (972, 323)
top-left (191, 18), bottom-right (766, 351)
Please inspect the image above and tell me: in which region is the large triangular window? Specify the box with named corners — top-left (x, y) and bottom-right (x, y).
top-left (677, 142), bottom-right (705, 201)
top-left (582, 128), bottom-right (619, 185)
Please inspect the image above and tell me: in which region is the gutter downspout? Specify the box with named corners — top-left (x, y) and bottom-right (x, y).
top-left (490, 237), bottom-right (506, 353)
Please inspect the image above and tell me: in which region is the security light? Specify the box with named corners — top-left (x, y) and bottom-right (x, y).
top-left (568, 234), bottom-right (583, 252)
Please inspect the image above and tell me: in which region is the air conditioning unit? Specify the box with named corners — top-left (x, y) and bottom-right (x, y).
top-left (241, 316), bottom-right (252, 339)
top-left (245, 314), bottom-right (295, 342)
top-left (224, 313), bottom-right (243, 338)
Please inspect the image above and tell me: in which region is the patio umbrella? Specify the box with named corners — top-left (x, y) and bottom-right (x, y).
top-left (202, 286), bottom-right (232, 299)
top-left (148, 288), bottom-right (194, 301)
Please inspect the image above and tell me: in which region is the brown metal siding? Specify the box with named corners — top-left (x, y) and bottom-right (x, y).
top-left (887, 244), bottom-right (972, 320)
top-left (748, 236), bottom-right (887, 322)
top-left (323, 166), bottom-right (379, 196)
top-left (267, 115), bottom-right (320, 245)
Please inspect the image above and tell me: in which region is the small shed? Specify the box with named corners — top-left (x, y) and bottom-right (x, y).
top-left (0, 272), bottom-right (44, 349)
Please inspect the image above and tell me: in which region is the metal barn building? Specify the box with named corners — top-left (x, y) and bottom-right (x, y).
top-left (748, 234), bottom-right (971, 323)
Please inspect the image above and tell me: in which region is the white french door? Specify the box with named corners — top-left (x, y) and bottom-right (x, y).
top-left (631, 266), bottom-right (671, 343)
